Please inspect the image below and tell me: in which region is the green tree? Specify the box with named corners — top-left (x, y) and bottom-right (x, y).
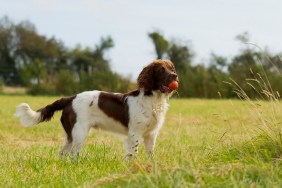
top-left (167, 41), bottom-right (193, 71)
top-left (92, 36), bottom-right (114, 71)
top-left (15, 20), bottom-right (65, 85)
top-left (208, 54), bottom-right (230, 98)
top-left (0, 16), bottom-right (20, 85)
top-left (0, 16), bottom-right (132, 95)
top-left (70, 36), bottom-right (114, 78)
top-left (148, 31), bottom-right (193, 97)
top-left (148, 31), bottom-right (169, 59)
top-left (0, 16), bottom-right (66, 86)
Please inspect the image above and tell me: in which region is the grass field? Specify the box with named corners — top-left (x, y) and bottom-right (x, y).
top-left (1, 95), bottom-right (282, 187)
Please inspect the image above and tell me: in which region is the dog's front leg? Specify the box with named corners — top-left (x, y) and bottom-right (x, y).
top-left (144, 132), bottom-right (158, 158)
top-left (124, 131), bottom-right (143, 161)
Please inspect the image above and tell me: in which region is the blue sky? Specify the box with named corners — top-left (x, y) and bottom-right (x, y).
top-left (1, 0), bottom-right (281, 79)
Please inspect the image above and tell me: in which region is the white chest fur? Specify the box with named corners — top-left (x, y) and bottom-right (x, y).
top-left (127, 91), bottom-right (169, 135)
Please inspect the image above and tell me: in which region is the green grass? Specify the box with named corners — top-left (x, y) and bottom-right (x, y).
top-left (1, 95), bottom-right (282, 187)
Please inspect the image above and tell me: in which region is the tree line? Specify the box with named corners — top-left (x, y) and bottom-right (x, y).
top-left (0, 16), bottom-right (281, 99)
top-left (0, 16), bottom-right (132, 95)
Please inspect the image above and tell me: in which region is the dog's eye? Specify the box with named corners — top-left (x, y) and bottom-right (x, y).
top-left (161, 67), bottom-right (165, 72)
top-left (170, 66), bottom-right (176, 73)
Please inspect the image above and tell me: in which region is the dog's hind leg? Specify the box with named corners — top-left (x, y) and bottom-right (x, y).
top-left (59, 138), bottom-right (72, 156)
top-left (70, 122), bottom-right (89, 160)
top-left (60, 105), bottom-right (76, 156)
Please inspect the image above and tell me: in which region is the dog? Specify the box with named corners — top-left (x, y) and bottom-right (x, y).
top-left (15, 60), bottom-right (178, 160)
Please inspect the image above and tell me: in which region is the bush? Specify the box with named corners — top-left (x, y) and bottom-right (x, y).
top-left (55, 70), bottom-right (79, 95)
top-left (26, 69), bottom-right (134, 95)
top-left (0, 80), bottom-right (3, 93)
top-left (78, 70), bottom-right (134, 93)
top-left (27, 83), bottom-right (57, 95)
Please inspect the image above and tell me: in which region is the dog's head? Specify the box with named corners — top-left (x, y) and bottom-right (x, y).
top-left (137, 60), bottom-right (178, 95)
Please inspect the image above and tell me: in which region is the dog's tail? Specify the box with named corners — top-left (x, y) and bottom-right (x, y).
top-left (15, 96), bottom-right (76, 127)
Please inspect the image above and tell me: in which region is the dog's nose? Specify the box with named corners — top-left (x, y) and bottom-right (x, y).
top-left (171, 73), bottom-right (177, 78)
top-left (171, 73), bottom-right (178, 81)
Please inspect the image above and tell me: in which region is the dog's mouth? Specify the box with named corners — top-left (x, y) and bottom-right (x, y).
top-left (159, 85), bottom-right (172, 93)
top-left (159, 79), bottom-right (179, 93)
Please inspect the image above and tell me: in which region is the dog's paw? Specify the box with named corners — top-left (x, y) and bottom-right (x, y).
top-left (124, 153), bottom-right (133, 162)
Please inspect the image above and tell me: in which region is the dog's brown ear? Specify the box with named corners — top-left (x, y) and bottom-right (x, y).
top-left (137, 63), bottom-right (155, 95)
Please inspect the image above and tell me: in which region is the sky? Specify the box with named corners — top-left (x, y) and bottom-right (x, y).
top-left (1, 0), bottom-right (282, 79)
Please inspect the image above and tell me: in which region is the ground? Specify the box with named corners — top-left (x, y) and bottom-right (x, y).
top-left (0, 95), bottom-right (282, 187)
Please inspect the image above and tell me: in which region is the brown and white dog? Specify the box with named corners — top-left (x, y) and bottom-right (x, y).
top-left (15, 60), bottom-right (178, 159)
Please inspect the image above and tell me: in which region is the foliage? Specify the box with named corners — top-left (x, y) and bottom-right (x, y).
top-left (0, 16), bottom-right (66, 86)
top-left (0, 16), bottom-right (21, 85)
top-left (148, 31), bottom-right (169, 59)
top-left (0, 16), bottom-right (282, 98)
top-left (148, 31), bottom-right (282, 98)
top-left (0, 16), bottom-right (132, 94)
top-left (0, 79), bottom-right (3, 93)
top-left (55, 70), bottom-right (79, 95)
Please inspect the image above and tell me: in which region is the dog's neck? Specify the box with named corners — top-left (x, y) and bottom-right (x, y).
top-left (138, 88), bottom-right (174, 99)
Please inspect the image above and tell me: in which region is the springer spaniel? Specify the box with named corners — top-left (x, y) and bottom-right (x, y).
top-left (15, 60), bottom-right (178, 160)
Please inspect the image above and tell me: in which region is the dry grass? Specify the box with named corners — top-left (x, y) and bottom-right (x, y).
top-left (2, 86), bottom-right (26, 94)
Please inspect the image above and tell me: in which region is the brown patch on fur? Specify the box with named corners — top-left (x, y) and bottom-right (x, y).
top-left (98, 91), bottom-right (140, 127)
top-left (89, 101), bottom-right (94, 107)
top-left (37, 96), bottom-right (76, 142)
top-left (60, 102), bottom-right (77, 142)
top-left (98, 92), bottom-right (130, 127)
